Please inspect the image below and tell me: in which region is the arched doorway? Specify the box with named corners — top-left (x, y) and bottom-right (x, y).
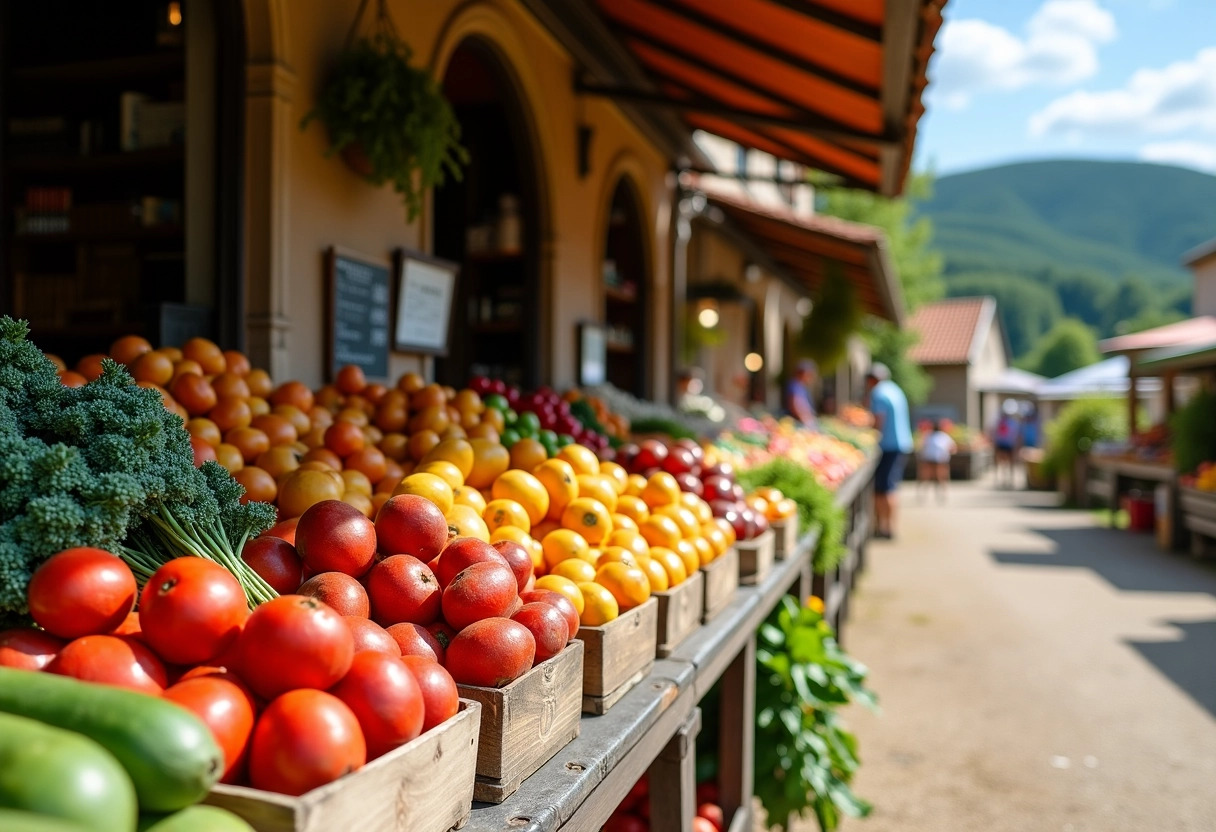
top-left (601, 177), bottom-right (649, 396)
top-left (433, 39), bottom-right (542, 389)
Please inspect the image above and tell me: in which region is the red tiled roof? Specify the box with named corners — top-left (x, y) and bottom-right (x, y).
top-left (907, 297), bottom-right (994, 365)
top-left (1100, 316), bottom-right (1216, 355)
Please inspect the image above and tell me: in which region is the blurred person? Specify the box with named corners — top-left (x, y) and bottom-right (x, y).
top-left (784, 359), bottom-right (819, 430)
top-left (865, 363), bottom-right (912, 540)
top-left (1020, 402), bottom-right (1041, 449)
top-left (992, 399), bottom-right (1020, 489)
top-left (918, 420), bottom-right (957, 504)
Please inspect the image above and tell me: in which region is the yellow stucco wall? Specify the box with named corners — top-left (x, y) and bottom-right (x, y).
top-left (243, 0), bottom-right (672, 394)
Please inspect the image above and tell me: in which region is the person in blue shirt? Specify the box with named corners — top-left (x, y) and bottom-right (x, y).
top-left (865, 363), bottom-right (912, 540)
top-left (784, 360), bottom-right (818, 430)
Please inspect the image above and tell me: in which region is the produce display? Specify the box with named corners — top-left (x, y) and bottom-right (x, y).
top-left (709, 416), bottom-right (868, 491)
top-left (1180, 462), bottom-right (1216, 492)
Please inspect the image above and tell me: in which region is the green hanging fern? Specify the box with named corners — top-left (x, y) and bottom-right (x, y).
top-left (797, 265), bottom-right (862, 370)
top-left (303, 30), bottom-right (468, 219)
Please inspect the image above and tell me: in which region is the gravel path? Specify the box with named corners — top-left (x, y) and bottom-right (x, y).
top-left (803, 481), bottom-right (1216, 832)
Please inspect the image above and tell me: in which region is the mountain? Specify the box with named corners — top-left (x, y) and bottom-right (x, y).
top-left (919, 160), bottom-right (1216, 288)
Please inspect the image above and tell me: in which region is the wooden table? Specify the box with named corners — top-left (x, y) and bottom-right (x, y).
top-left (464, 458), bottom-right (877, 832)
top-left (1086, 455), bottom-right (1181, 548)
top-left (812, 455), bottom-right (878, 641)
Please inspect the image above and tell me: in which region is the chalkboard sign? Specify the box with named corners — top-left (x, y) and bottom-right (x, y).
top-left (393, 249), bottom-right (459, 356)
top-left (324, 247), bottom-right (391, 380)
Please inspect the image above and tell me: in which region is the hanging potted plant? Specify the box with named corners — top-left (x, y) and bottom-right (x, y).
top-left (302, 0), bottom-right (468, 219)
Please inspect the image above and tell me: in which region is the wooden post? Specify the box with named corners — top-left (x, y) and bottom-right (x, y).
top-left (1128, 366), bottom-right (1139, 434)
top-left (648, 708), bottom-right (701, 832)
top-left (718, 636), bottom-right (756, 829)
top-left (1164, 371), bottom-right (1176, 417)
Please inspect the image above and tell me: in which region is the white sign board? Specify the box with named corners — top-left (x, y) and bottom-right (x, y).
top-left (394, 252), bottom-right (459, 356)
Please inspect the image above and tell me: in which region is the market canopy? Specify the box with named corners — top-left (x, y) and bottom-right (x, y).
top-left (1099, 316), bottom-right (1216, 356)
top-left (1036, 356), bottom-right (1162, 401)
top-left (976, 367), bottom-right (1045, 397)
top-left (579, 0), bottom-right (945, 195)
top-left (1136, 339), bottom-right (1216, 374)
top-left (689, 175), bottom-right (904, 324)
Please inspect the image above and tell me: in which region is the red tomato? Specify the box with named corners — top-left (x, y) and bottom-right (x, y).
top-left (248, 689), bottom-right (366, 796)
top-left (399, 656), bottom-right (459, 733)
top-left (261, 517), bottom-right (299, 546)
top-left (440, 562), bottom-right (518, 631)
top-left (444, 618), bottom-right (535, 688)
top-left (510, 603), bottom-right (569, 665)
top-left (0, 628), bottom-right (64, 670)
top-left (139, 558), bottom-right (249, 666)
top-left (27, 548), bottom-right (136, 639)
top-left (47, 635), bottom-right (167, 694)
top-left (519, 590), bottom-right (580, 642)
top-left (696, 802), bottom-right (724, 831)
top-left (491, 540), bottom-right (534, 593)
top-left (330, 651), bottom-right (425, 760)
top-left (294, 500), bottom-right (377, 577)
top-left (692, 816), bottom-right (718, 832)
top-left (343, 617), bottom-right (401, 657)
top-left (365, 555), bottom-right (441, 626)
top-left (239, 596), bottom-right (354, 699)
top-left (164, 676), bottom-right (257, 783)
top-left (433, 538), bottom-right (508, 589)
top-left (109, 611), bottom-right (143, 640)
top-left (297, 572), bottom-right (370, 618)
top-left (374, 494), bottom-right (448, 560)
top-left (384, 623), bottom-right (444, 664)
top-left (241, 537), bottom-right (303, 595)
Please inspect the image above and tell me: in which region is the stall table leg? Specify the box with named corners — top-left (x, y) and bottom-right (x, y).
top-left (718, 636), bottom-right (756, 832)
top-left (648, 707), bottom-right (701, 832)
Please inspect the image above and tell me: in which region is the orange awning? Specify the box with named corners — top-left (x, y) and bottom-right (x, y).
top-left (588, 0), bottom-right (946, 195)
top-left (690, 176), bottom-right (904, 324)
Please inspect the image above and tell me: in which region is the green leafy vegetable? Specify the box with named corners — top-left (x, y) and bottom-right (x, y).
top-left (627, 417), bottom-right (698, 441)
top-left (738, 459), bottom-right (845, 574)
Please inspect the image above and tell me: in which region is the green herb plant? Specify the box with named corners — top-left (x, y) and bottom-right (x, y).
top-left (755, 596), bottom-right (877, 831)
top-left (302, 5), bottom-right (467, 220)
top-left (738, 458), bottom-right (846, 573)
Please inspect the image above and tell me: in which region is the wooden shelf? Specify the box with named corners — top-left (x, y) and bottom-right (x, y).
top-left (13, 225), bottom-right (183, 244)
top-left (606, 342), bottom-right (635, 354)
top-left (13, 52), bottom-right (184, 84)
top-left (5, 146), bottom-right (184, 174)
top-left (605, 286), bottom-right (638, 304)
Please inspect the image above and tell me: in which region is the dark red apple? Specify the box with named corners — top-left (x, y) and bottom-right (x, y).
top-left (634, 439), bottom-right (668, 470)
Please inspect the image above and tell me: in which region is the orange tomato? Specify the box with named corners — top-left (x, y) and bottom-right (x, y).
top-left (576, 581), bottom-right (620, 626)
top-left (223, 350), bottom-right (251, 377)
top-left (560, 497), bottom-right (613, 546)
top-left (541, 528), bottom-right (591, 571)
top-left (185, 418), bottom-right (222, 447)
top-left (252, 414), bottom-right (298, 447)
top-left (301, 447), bottom-right (342, 470)
top-left (407, 405), bottom-right (449, 435)
top-left (535, 575), bottom-right (585, 616)
top-left (509, 437), bottom-right (548, 472)
top-left (334, 364), bottom-right (367, 395)
top-left (272, 404), bottom-right (312, 437)
top-left (171, 373), bottom-right (217, 417)
top-left (226, 427), bottom-right (271, 463)
top-left (234, 466), bottom-right (280, 505)
top-left (393, 473), bottom-right (454, 515)
top-left (340, 469), bottom-right (373, 496)
top-left (641, 472), bottom-right (681, 509)
top-left (346, 446), bottom-right (389, 485)
top-left (109, 334), bottom-right (152, 366)
top-left (396, 372), bottom-right (424, 394)
top-left (407, 430), bottom-right (441, 462)
top-left (130, 351), bottom-right (174, 386)
top-left (269, 380), bottom-right (315, 413)
top-left (557, 444), bottom-right (599, 477)
top-left (341, 490), bottom-right (375, 518)
top-left (466, 439), bottom-right (510, 490)
top-left (324, 421), bottom-right (365, 458)
top-left (480, 408), bottom-right (505, 433)
top-left (492, 470), bottom-right (549, 525)
top-left (533, 459), bottom-right (578, 522)
top-left (214, 443), bottom-right (245, 473)
top-left (246, 369), bottom-right (274, 398)
top-left (256, 446), bottom-right (301, 480)
top-left (183, 337), bottom-right (226, 375)
top-left (248, 397), bottom-right (271, 417)
top-left (576, 475), bottom-right (618, 513)
top-left (211, 372), bottom-right (251, 400)
top-left (483, 499), bottom-right (531, 534)
top-left (209, 397), bottom-right (253, 434)
top-left (639, 514), bottom-right (682, 549)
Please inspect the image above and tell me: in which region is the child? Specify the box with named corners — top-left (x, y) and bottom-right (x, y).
top-left (920, 420), bottom-right (957, 503)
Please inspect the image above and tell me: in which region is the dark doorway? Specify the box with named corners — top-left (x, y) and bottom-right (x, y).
top-left (602, 178), bottom-right (648, 396)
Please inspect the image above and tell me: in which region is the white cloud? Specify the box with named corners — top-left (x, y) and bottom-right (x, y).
top-left (1138, 140), bottom-right (1216, 172)
top-left (1029, 47), bottom-right (1216, 136)
top-left (930, 0), bottom-right (1116, 109)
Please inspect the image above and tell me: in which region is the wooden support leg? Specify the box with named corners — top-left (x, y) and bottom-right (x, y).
top-left (649, 707), bottom-right (702, 832)
top-left (718, 636), bottom-right (756, 830)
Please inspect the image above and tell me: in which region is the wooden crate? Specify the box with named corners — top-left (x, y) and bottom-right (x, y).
top-left (457, 640), bottom-right (583, 803)
top-left (771, 518), bottom-right (798, 560)
top-left (205, 699), bottom-right (481, 832)
top-left (701, 546), bottom-right (739, 623)
top-left (1181, 486), bottom-right (1216, 556)
top-left (736, 529), bottom-right (775, 586)
top-left (579, 596), bottom-right (658, 714)
top-left (654, 570), bottom-right (705, 657)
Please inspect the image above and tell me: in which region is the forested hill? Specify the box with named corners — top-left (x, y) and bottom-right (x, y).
top-left (914, 160), bottom-right (1216, 360)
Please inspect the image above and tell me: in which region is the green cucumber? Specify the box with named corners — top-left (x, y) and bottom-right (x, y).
top-left (0, 810), bottom-right (93, 832)
top-left (137, 806), bottom-right (254, 832)
top-left (0, 712), bottom-right (137, 832)
top-left (0, 668), bottom-right (222, 813)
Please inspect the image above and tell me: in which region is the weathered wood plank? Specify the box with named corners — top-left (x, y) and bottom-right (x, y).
top-left (771, 517), bottom-right (799, 560)
top-left (718, 638), bottom-right (756, 832)
top-left (458, 641), bottom-right (583, 802)
top-left (579, 596), bottom-right (658, 702)
top-left (736, 528), bottom-right (775, 586)
top-left (701, 546), bottom-right (739, 622)
top-left (206, 699), bottom-right (481, 832)
top-left (654, 569), bottom-right (705, 657)
top-left (648, 707), bottom-right (701, 832)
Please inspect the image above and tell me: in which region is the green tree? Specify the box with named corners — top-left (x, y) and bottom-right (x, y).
top-left (945, 273), bottom-right (1062, 357)
top-left (818, 174), bottom-right (944, 403)
top-left (1105, 276), bottom-right (1155, 334)
top-left (1053, 270), bottom-right (1115, 332)
top-left (1018, 318), bottom-right (1100, 378)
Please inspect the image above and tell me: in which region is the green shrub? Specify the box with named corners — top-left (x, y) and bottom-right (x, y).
top-left (1042, 398), bottom-right (1127, 476)
top-left (738, 458), bottom-right (845, 574)
top-left (1171, 388), bottom-right (1216, 474)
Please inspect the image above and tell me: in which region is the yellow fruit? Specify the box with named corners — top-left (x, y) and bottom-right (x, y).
top-left (576, 581), bottom-right (620, 626)
top-left (657, 504), bottom-right (701, 539)
top-left (492, 469), bottom-right (550, 525)
top-left (542, 528), bottom-right (591, 570)
top-left (576, 475), bottom-right (618, 513)
top-left (466, 438), bottom-right (511, 489)
top-left (704, 526), bottom-right (729, 557)
top-left (561, 497), bottom-right (613, 546)
top-left (607, 529), bottom-right (650, 560)
top-left (536, 575), bottom-right (585, 615)
top-left (691, 536), bottom-right (715, 567)
top-left (483, 498), bottom-right (532, 534)
top-left (550, 558), bottom-right (596, 584)
top-left (639, 514), bottom-right (682, 549)
top-left (490, 526), bottom-right (542, 571)
top-left (597, 546), bottom-right (641, 568)
top-left (420, 437), bottom-right (474, 478)
top-left (416, 460), bottom-right (464, 490)
top-left (446, 504), bottom-right (490, 542)
top-left (680, 492), bottom-right (713, 525)
top-left (393, 472), bottom-right (454, 515)
top-left (641, 472), bottom-right (681, 509)
top-left (452, 484), bottom-right (487, 514)
top-left (557, 444), bottom-right (600, 477)
top-left (642, 558), bottom-right (670, 593)
top-left (652, 547), bottom-right (688, 586)
top-left (340, 468), bottom-right (373, 496)
top-left (509, 437), bottom-right (549, 472)
top-left (533, 459), bottom-right (579, 522)
top-left (714, 517), bottom-right (737, 546)
top-left (594, 562), bottom-right (650, 609)
top-left (598, 461), bottom-right (629, 494)
top-left (611, 513), bottom-right (638, 532)
top-left (615, 495), bottom-right (650, 525)
top-left (624, 474), bottom-right (647, 497)
top-left (673, 539), bottom-right (701, 574)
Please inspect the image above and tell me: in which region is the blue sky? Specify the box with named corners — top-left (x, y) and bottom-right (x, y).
top-left (914, 0), bottom-right (1216, 175)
